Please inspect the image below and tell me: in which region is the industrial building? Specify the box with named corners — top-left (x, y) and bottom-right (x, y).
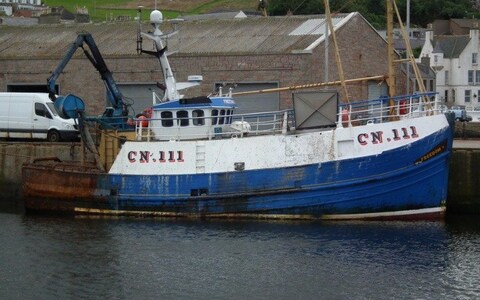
top-left (0, 12), bottom-right (407, 116)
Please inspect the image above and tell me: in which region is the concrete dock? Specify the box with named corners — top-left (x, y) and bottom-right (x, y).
top-left (449, 139), bottom-right (480, 213)
top-left (1, 132), bottom-right (480, 214)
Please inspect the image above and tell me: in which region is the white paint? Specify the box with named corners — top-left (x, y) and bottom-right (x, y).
top-left (109, 114), bottom-right (449, 175)
top-left (321, 206), bottom-right (445, 220)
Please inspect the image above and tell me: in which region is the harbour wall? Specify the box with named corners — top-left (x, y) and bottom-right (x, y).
top-left (0, 142), bottom-right (83, 200)
top-left (1, 128), bottom-right (480, 214)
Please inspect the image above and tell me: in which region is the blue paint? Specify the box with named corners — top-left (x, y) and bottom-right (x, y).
top-left (101, 126), bottom-right (451, 218)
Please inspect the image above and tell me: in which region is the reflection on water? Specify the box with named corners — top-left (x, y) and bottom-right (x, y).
top-left (0, 203), bottom-right (479, 299)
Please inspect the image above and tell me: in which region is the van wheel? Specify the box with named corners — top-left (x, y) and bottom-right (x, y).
top-left (47, 130), bottom-right (61, 142)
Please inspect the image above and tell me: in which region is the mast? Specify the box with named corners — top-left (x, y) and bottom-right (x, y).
top-left (324, 0), bottom-right (349, 103)
top-left (141, 10), bottom-right (180, 101)
top-left (387, 0), bottom-right (396, 98)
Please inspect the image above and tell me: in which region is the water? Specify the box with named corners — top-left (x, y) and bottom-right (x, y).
top-left (1, 201), bottom-right (480, 299)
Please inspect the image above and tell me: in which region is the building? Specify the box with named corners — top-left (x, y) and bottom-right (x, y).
top-left (0, 12), bottom-right (407, 115)
top-left (419, 21), bottom-right (480, 108)
top-left (0, 0), bottom-right (41, 5)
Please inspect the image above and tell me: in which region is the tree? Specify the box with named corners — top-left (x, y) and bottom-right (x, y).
top-left (267, 0), bottom-right (480, 28)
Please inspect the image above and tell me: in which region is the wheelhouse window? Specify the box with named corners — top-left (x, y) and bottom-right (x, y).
top-left (192, 110), bottom-right (205, 126)
top-left (177, 110), bottom-right (189, 127)
top-left (219, 110), bottom-right (226, 125)
top-left (211, 109), bottom-right (218, 125)
top-left (226, 110), bottom-right (232, 124)
top-left (161, 111), bottom-right (173, 127)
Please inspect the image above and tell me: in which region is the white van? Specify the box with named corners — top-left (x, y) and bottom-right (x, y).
top-left (0, 93), bottom-right (79, 142)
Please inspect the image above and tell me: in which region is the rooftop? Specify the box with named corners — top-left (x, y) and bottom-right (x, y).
top-left (0, 13), bottom-right (358, 59)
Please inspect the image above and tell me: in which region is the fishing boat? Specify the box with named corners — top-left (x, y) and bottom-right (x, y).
top-left (22, 5), bottom-right (453, 220)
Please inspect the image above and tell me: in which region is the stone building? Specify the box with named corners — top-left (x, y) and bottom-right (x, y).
top-left (0, 12), bottom-right (407, 116)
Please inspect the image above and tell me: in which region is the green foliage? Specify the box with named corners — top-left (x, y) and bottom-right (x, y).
top-left (42, 0), bottom-right (257, 22)
top-left (267, 0), bottom-right (480, 28)
top-left (42, 0), bottom-right (169, 22)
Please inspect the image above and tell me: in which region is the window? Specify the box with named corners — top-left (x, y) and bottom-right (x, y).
top-left (226, 110), bottom-right (232, 124)
top-left (473, 53), bottom-right (478, 64)
top-left (211, 109), bottom-right (218, 125)
top-left (445, 70), bottom-right (449, 85)
top-left (466, 90), bottom-right (472, 103)
top-left (219, 110), bottom-right (225, 125)
top-left (468, 70), bottom-right (474, 84)
top-left (476, 71), bottom-right (480, 85)
top-left (161, 111), bottom-right (173, 127)
top-left (34, 103), bottom-right (52, 119)
top-left (192, 110), bottom-right (204, 126)
top-left (176, 110), bottom-right (189, 127)
top-left (444, 90), bottom-right (449, 102)
top-left (453, 89), bottom-right (456, 102)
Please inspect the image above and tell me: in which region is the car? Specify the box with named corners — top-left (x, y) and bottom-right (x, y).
top-left (448, 106), bottom-right (469, 122)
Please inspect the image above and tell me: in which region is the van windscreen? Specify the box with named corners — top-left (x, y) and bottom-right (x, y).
top-left (46, 102), bottom-right (60, 117)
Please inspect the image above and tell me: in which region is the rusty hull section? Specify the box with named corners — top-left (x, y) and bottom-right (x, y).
top-left (22, 158), bottom-right (110, 213)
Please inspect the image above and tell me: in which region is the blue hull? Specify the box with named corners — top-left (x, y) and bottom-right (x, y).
top-left (99, 127), bottom-right (452, 219)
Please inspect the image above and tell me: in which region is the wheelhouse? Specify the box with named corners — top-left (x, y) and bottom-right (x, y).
top-left (148, 96), bottom-right (237, 140)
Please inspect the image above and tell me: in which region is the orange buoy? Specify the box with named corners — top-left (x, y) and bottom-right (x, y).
top-left (399, 100), bottom-right (408, 115)
top-left (341, 108), bottom-right (350, 127)
top-left (137, 115), bottom-right (148, 128)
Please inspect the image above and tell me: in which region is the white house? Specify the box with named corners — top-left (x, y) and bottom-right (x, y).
top-left (0, 5), bottom-right (12, 16)
top-left (0, 0), bottom-right (41, 5)
top-left (419, 26), bottom-right (480, 108)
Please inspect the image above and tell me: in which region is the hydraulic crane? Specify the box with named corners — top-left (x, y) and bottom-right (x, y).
top-left (47, 32), bottom-right (130, 127)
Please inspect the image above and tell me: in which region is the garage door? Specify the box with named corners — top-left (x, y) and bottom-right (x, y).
top-left (117, 83), bottom-right (162, 116)
top-left (217, 82), bottom-right (279, 114)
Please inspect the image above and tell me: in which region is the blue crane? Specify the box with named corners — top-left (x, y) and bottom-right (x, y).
top-left (47, 32), bottom-right (130, 127)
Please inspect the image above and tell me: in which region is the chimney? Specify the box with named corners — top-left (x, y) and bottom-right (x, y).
top-left (425, 24), bottom-right (433, 42)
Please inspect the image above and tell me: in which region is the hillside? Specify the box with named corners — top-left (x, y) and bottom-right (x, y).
top-left (43, 0), bottom-right (259, 21)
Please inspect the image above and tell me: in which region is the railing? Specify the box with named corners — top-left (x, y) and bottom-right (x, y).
top-left (133, 109), bottom-right (295, 141)
top-left (337, 92), bottom-right (440, 127)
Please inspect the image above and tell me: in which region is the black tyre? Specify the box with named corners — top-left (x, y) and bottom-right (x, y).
top-left (47, 130), bottom-right (61, 142)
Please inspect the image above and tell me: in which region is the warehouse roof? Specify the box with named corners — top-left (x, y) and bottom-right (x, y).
top-left (0, 12), bottom-right (363, 59)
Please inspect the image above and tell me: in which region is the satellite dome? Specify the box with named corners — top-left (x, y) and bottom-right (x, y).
top-left (150, 10), bottom-right (163, 24)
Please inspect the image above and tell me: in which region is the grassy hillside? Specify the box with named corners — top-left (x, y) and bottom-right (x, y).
top-left (42, 0), bottom-right (258, 22)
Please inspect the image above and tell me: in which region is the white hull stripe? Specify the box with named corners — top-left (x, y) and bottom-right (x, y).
top-left (74, 206), bottom-right (445, 220)
top-left (321, 207), bottom-right (446, 220)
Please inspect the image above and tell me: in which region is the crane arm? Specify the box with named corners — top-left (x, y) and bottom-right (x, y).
top-left (47, 32), bottom-right (127, 118)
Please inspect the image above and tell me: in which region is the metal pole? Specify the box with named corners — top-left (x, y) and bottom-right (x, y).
top-left (406, 0), bottom-right (410, 93)
top-left (324, 1), bottom-right (329, 83)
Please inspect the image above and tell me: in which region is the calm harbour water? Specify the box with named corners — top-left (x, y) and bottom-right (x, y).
top-left (1, 200), bottom-right (480, 300)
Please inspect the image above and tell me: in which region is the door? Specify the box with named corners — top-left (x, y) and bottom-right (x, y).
top-left (32, 101), bottom-right (52, 139)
